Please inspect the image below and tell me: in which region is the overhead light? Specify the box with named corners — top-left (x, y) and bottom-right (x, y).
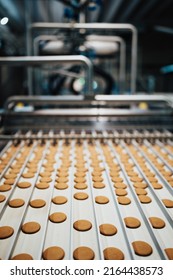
top-left (0, 17), bottom-right (9, 25)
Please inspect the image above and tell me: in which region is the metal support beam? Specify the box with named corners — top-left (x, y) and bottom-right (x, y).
top-left (0, 55), bottom-right (93, 95)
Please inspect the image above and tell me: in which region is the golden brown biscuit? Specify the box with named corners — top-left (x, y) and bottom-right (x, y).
top-left (111, 177), bottom-right (123, 183)
top-left (130, 177), bottom-right (143, 182)
top-left (135, 188), bottom-right (147, 195)
top-left (0, 194), bottom-right (6, 203)
top-left (8, 198), bottom-right (25, 208)
top-left (56, 177), bottom-right (68, 183)
top-left (95, 196), bottom-right (109, 204)
top-left (74, 192), bottom-right (88, 200)
top-left (55, 183), bottom-right (68, 190)
top-left (74, 183), bottom-right (87, 190)
top-left (11, 253), bottom-right (33, 260)
top-left (22, 222), bottom-right (41, 234)
top-left (138, 195), bottom-right (152, 204)
top-left (127, 171), bottom-right (139, 177)
top-left (124, 217), bottom-right (141, 228)
top-left (162, 199), bottom-right (173, 208)
top-left (22, 173), bottom-right (35, 179)
top-left (132, 241), bottom-right (153, 256)
top-left (92, 171), bottom-right (102, 177)
top-left (4, 174), bottom-right (17, 179)
top-left (114, 183), bottom-right (127, 189)
top-left (115, 189), bottom-right (127, 196)
top-left (103, 247), bottom-right (124, 260)
top-left (36, 182), bottom-right (49, 189)
top-left (58, 171), bottom-right (69, 177)
top-left (0, 226), bottom-right (14, 239)
top-left (76, 167), bottom-right (88, 172)
top-left (4, 179), bottom-right (15, 185)
top-left (99, 224), bottom-right (117, 236)
top-left (149, 217), bottom-right (165, 229)
top-left (73, 220), bottom-right (92, 231)
top-left (52, 196), bottom-right (67, 205)
top-left (29, 199), bottom-right (46, 208)
top-left (151, 183), bottom-right (163, 189)
top-left (39, 172), bottom-right (52, 177)
top-left (133, 182), bottom-right (148, 189)
top-left (92, 176), bottom-right (103, 182)
top-left (74, 177), bottom-right (86, 183)
top-left (17, 181), bottom-right (31, 189)
top-left (0, 184), bottom-right (12, 192)
top-left (44, 167), bottom-right (54, 172)
top-left (164, 248), bottom-right (173, 260)
top-left (49, 212), bottom-right (67, 223)
top-left (43, 246), bottom-right (65, 260)
top-left (74, 172), bottom-right (85, 177)
top-left (40, 177), bottom-right (52, 183)
top-left (93, 182), bottom-right (105, 189)
top-left (117, 196), bottom-right (131, 205)
top-left (147, 177), bottom-right (158, 183)
top-left (73, 246), bottom-right (95, 260)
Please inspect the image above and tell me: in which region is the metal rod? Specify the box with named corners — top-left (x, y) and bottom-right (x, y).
top-left (28, 22), bottom-right (138, 94)
top-left (0, 55), bottom-right (93, 95)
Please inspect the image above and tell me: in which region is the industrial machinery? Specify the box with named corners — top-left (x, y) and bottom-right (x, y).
top-left (0, 94), bottom-right (173, 260)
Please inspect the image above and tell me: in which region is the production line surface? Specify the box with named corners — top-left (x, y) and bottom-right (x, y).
top-left (0, 134), bottom-right (173, 260)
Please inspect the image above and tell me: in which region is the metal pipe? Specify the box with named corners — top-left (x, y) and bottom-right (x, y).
top-left (0, 55), bottom-right (93, 95)
top-left (28, 22), bottom-right (137, 93)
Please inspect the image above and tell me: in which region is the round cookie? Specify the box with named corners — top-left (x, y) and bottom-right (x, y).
top-left (52, 196), bottom-right (67, 205)
top-left (8, 198), bottom-right (25, 208)
top-left (22, 173), bottom-right (35, 179)
top-left (74, 183), bottom-right (87, 190)
top-left (43, 246), bottom-right (65, 260)
top-left (22, 222), bottom-right (41, 234)
top-left (29, 199), bottom-right (46, 208)
top-left (75, 172), bottom-right (85, 177)
top-left (40, 177), bottom-right (52, 183)
top-left (4, 174), bottom-right (17, 179)
top-left (74, 192), bottom-right (88, 200)
top-left (111, 177), bottom-right (123, 183)
top-left (162, 199), bottom-right (173, 208)
top-left (17, 181), bottom-right (31, 189)
top-left (133, 182), bottom-right (147, 189)
top-left (135, 188), bottom-right (147, 195)
top-left (0, 194), bottom-right (6, 203)
top-left (73, 246), bottom-right (95, 260)
top-left (55, 183), bottom-right (68, 190)
top-left (149, 217), bottom-right (165, 229)
top-left (132, 241), bottom-right (153, 256)
top-left (49, 212), bottom-right (67, 223)
top-left (152, 183), bottom-right (163, 189)
top-left (124, 217), bottom-right (141, 228)
top-left (92, 176), bottom-right (103, 182)
top-left (117, 196), bottom-right (131, 205)
top-left (130, 177), bottom-right (143, 182)
top-left (95, 196), bottom-right (109, 204)
top-left (93, 182), bottom-right (105, 189)
top-left (36, 182), bottom-right (49, 189)
top-left (74, 177), bottom-right (86, 183)
top-left (56, 177), bottom-right (68, 183)
top-left (114, 183), bottom-right (127, 189)
top-left (164, 248), bottom-right (173, 260)
top-left (73, 220), bottom-right (92, 231)
top-left (11, 253), bottom-right (33, 260)
top-left (138, 195), bottom-right (152, 204)
top-left (99, 224), bottom-right (117, 236)
top-left (115, 189), bottom-right (127, 196)
top-left (0, 184), bottom-right (11, 192)
top-left (103, 247), bottom-right (124, 260)
top-left (0, 226), bottom-right (14, 239)
top-left (4, 179), bottom-right (15, 185)
top-left (92, 171), bottom-right (102, 177)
